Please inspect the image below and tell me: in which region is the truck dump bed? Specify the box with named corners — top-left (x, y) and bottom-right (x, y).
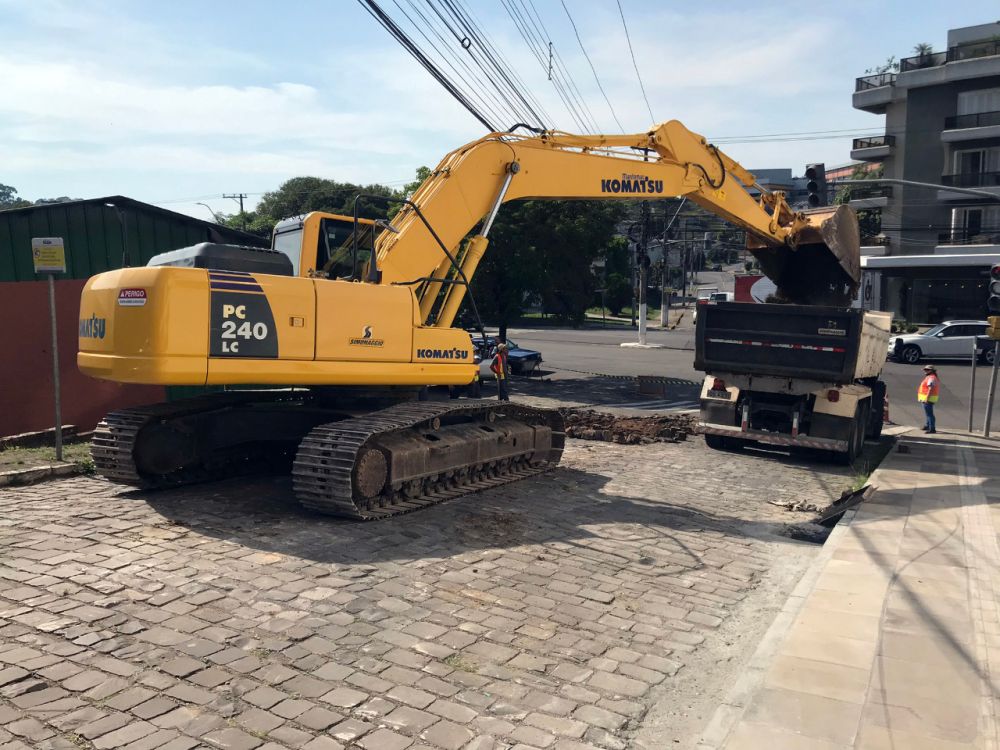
top-left (694, 302), bottom-right (890, 383)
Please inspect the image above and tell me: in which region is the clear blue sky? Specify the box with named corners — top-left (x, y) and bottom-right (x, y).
top-left (1, 0), bottom-right (997, 220)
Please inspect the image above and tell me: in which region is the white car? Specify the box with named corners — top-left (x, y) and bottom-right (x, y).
top-left (693, 291), bottom-right (733, 323)
top-left (887, 320), bottom-right (988, 364)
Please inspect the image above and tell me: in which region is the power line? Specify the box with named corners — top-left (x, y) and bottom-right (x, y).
top-left (395, 0), bottom-right (514, 127)
top-left (423, 0), bottom-right (532, 126)
top-left (615, 0), bottom-right (655, 124)
top-left (499, 0), bottom-right (591, 132)
top-left (560, 0), bottom-right (625, 132)
top-left (517, 0), bottom-right (600, 132)
top-left (519, 0), bottom-right (601, 132)
top-left (449, 0), bottom-right (556, 128)
top-left (358, 0), bottom-right (497, 130)
top-left (434, 0), bottom-right (549, 129)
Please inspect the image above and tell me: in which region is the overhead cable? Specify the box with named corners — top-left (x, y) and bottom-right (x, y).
top-left (560, 0), bottom-right (626, 132)
top-left (358, 0), bottom-right (497, 130)
top-left (615, 0), bottom-right (656, 124)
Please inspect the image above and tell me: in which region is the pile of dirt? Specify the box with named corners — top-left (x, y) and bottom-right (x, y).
top-left (559, 408), bottom-right (696, 444)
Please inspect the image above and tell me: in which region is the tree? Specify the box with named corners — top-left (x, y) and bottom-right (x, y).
top-left (469, 200), bottom-right (625, 326)
top-left (833, 164), bottom-right (883, 241)
top-left (402, 166), bottom-right (432, 198)
top-left (604, 272), bottom-right (631, 316)
top-left (223, 176), bottom-right (399, 236)
top-left (913, 42), bottom-right (933, 57)
top-left (864, 56), bottom-right (899, 75)
top-left (0, 183), bottom-right (31, 209)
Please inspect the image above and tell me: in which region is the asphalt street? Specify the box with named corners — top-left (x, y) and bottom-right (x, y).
top-left (508, 320), bottom-right (1000, 433)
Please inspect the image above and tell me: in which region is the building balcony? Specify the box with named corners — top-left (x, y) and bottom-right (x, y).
top-left (938, 231), bottom-right (1000, 244)
top-left (941, 171), bottom-right (1000, 187)
top-left (847, 184), bottom-right (892, 210)
top-left (894, 39), bottom-right (1000, 89)
top-left (850, 134), bottom-right (895, 161)
top-left (941, 110), bottom-right (1000, 143)
top-left (899, 51), bottom-right (948, 72)
top-left (853, 73), bottom-right (895, 113)
top-left (936, 231), bottom-right (1000, 254)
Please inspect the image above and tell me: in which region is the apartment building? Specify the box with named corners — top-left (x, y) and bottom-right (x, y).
top-left (852, 21), bottom-right (1000, 323)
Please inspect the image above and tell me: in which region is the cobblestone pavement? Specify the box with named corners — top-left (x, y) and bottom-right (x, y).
top-left (0, 438), bottom-right (854, 750)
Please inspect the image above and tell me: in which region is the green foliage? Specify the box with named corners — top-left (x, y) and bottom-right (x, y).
top-left (865, 56), bottom-right (899, 74)
top-left (0, 183), bottom-right (31, 209)
top-left (912, 42), bottom-right (933, 56)
top-left (833, 164), bottom-right (883, 241)
top-left (403, 166), bottom-right (432, 198)
top-left (470, 200), bottom-right (626, 326)
top-left (603, 272), bottom-right (631, 316)
top-left (222, 176), bottom-right (402, 236)
top-left (603, 236), bottom-right (630, 278)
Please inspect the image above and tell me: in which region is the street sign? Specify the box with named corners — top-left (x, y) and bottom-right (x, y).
top-left (31, 237), bottom-right (67, 274)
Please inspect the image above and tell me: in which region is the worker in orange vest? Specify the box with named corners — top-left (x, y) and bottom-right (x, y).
top-left (917, 364), bottom-right (940, 433)
top-left (490, 342), bottom-right (510, 402)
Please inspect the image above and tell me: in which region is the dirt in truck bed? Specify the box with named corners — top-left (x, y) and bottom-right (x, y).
top-left (559, 407), bottom-right (696, 444)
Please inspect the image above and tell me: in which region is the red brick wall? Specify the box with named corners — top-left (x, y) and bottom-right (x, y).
top-left (0, 280), bottom-right (165, 437)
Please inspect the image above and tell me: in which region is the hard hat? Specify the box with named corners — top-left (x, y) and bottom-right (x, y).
top-left (497, 342), bottom-right (508, 351)
top-left (922, 365), bottom-right (936, 372)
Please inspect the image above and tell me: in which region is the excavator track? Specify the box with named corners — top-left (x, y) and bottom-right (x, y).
top-left (91, 392), bottom-right (311, 489)
top-left (292, 401), bottom-right (565, 520)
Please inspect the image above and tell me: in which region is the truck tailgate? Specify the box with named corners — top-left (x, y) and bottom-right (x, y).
top-left (694, 302), bottom-right (864, 382)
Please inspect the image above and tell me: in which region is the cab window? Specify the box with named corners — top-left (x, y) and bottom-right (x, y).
top-left (315, 218), bottom-right (377, 280)
top-left (273, 228), bottom-right (303, 276)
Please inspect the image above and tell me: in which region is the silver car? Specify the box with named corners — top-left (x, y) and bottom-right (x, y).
top-left (887, 320), bottom-right (988, 364)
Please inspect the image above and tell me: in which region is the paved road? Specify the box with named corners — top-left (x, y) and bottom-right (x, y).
top-left (0, 433), bottom-right (859, 749)
top-left (507, 325), bottom-right (1000, 432)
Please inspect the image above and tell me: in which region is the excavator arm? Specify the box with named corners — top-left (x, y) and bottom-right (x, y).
top-left (375, 120), bottom-right (860, 322)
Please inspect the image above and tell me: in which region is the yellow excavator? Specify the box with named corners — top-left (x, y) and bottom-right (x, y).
top-left (78, 120), bottom-right (860, 519)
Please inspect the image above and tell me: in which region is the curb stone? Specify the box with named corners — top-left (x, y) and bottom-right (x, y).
top-left (0, 462), bottom-right (82, 487)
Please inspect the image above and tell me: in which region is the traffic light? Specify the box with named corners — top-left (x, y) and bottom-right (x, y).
top-left (989, 264), bottom-right (1000, 316)
top-left (805, 163), bottom-right (827, 208)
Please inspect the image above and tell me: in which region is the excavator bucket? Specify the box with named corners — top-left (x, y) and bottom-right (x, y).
top-left (747, 204), bottom-right (861, 307)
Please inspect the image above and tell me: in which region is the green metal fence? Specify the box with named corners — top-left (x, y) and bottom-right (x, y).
top-left (0, 196), bottom-right (267, 282)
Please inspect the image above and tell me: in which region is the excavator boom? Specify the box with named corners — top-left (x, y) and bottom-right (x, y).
top-left (374, 120), bottom-right (861, 322)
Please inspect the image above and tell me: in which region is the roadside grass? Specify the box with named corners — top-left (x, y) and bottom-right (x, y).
top-left (850, 436), bottom-right (897, 490)
top-left (584, 306), bottom-right (663, 320)
top-left (0, 442), bottom-right (94, 473)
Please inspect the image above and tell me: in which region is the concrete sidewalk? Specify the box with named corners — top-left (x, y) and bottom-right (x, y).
top-left (700, 430), bottom-right (1000, 749)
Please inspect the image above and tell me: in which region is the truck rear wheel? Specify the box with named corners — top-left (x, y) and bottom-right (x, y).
top-left (837, 402), bottom-right (866, 465)
top-left (866, 382), bottom-right (885, 440)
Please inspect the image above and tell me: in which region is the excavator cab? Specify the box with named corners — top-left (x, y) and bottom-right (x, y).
top-left (271, 213), bottom-right (382, 280)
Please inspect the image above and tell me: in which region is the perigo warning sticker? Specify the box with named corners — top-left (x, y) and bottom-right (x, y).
top-left (118, 288), bottom-right (147, 306)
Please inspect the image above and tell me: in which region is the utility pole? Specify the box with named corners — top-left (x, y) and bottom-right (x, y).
top-left (637, 201), bottom-right (649, 345)
top-left (630, 236), bottom-right (637, 328)
top-left (661, 198), bottom-right (686, 327)
top-left (984, 342), bottom-right (999, 437)
top-left (224, 193), bottom-right (248, 230)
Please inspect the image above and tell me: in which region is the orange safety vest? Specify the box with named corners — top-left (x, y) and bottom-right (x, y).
top-left (490, 352), bottom-right (508, 380)
top-left (917, 374), bottom-right (939, 403)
